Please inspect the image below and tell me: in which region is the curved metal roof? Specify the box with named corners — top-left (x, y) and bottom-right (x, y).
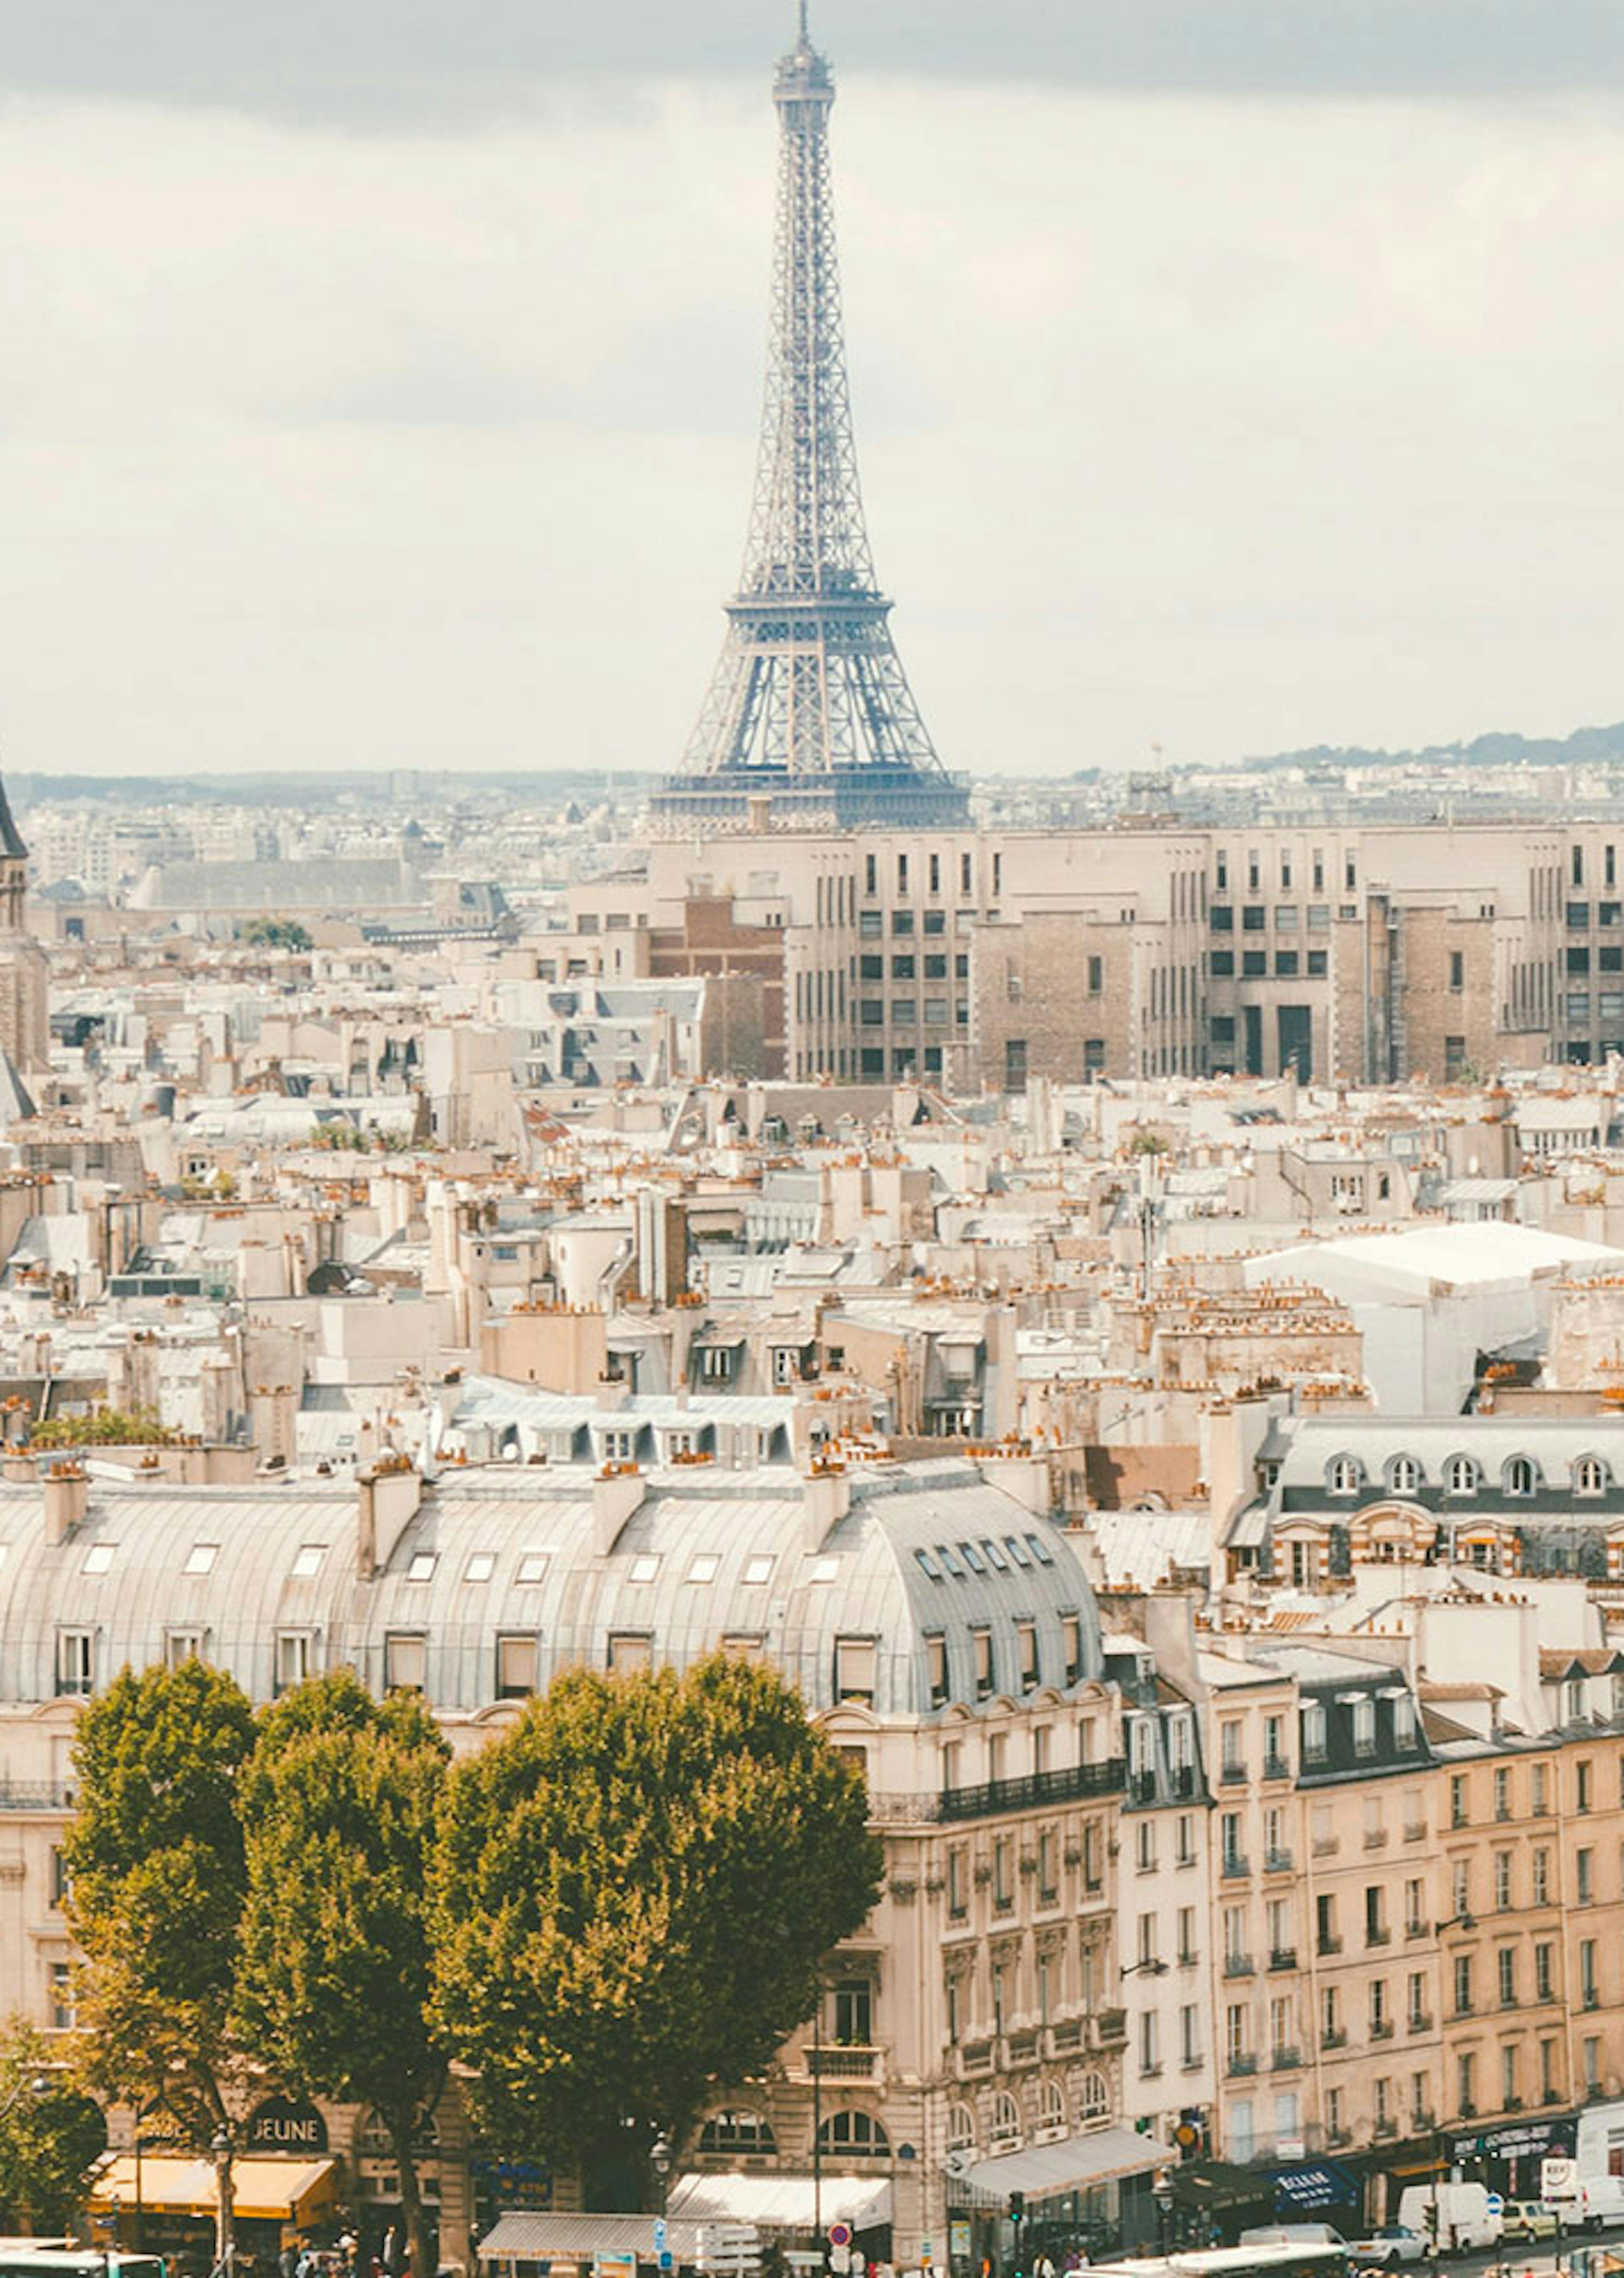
top-left (0, 1456), bottom-right (1101, 1720)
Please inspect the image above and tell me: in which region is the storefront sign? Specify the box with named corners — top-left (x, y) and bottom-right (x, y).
top-left (1451, 2117), bottom-right (1575, 2163)
top-left (1271, 2162), bottom-right (1359, 2212)
top-left (246, 2098), bottom-right (329, 2155)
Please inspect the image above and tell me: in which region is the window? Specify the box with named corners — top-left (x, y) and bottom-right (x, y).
top-left (1450, 949), bottom-right (1465, 990)
top-left (1454, 1954), bottom-right (1473, 2015)
top-left (1178, 1905), bottom-right (1198, 1964)
top-left (1577, 1847), bottom-right (1595, 1905)
top-left (82, 1543), bottom-right (115, 1576)
top-left (1352, 1698), bottom-right (1376, 1756)
top-left (1017, 1622), bottom-right (1039, 1693)
top-left (834, 1638), bottom-right (878, 1706)
top-left (1579, 1456), bottom-right (1610, 1496)
top-left (628, 1554), bottom-right (660, 1585)
top-left (56, 1631), bottom-right (94, 1698)
top-left (700, 2110), bottom-right (778, 2158)
top-left (609, 1633), bottom-right (653, 1674)
top-left (1581, 1939), bottom-right (1599, 2006)
top-left (497, 1636), bottom-right (538, 1699)
top-left (275, 1631), bottom-right (310, 1692)
top-left (1451, 1773), bottom-right (1468, 1829)
top-left (1062, 1614), bottom-right (1083, 1685)
top-left (291, 1542), bottom-right (327, 1578)
top-left (464, 1552), bottom-right (496, 1584)
top-left (1499, 1947), bottom-right (1517, 2007)
top-left (1505, 1456), bottom-right (1536, 1497)
top-left (184, 1542), bottom-right (219, 1576)
top-left (972, 1629), bottom-right (993, 1699)
top-left (49, 1961), bottom-right (74, 2032)
top-left (927, 1635), bottom-right (949, 1709)
top-left (1536, 1942), bottom-right (1554, 2002)
top-left (1446, 1455), bottom-right (1479, 1496)
top-left (816, 2111), bottom-right (889, 2160)
top-left (165, 1629), bottom-right (205, 1667)
top-left (1495, 1850), bottom-right (1512, 1910)
top-left (1303, 1702), bottom-right (1327, 1759)
top-left (1328, 1455), bottom-right (1362, 1495)
top-left (405, 1551), bottom-right (437, 1583)
top-left (516, 1551), bottom-right (549, 1586)
top-left (1533, 1847), bottom-right (1550, 1905)
top-left (385, 1634), bottom-right (426, 1693)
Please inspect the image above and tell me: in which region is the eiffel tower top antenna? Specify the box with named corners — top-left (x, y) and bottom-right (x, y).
top-left (797, 0), bottom-right (809, 40)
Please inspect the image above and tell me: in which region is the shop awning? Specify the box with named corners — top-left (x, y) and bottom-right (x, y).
top-left (90, 2154), bottom-right (340, 2225)
top-left (960, 2129), bottom-right (1170, 2202)
top-left (1167, 2162), bottom-right (1275, 2212)
top-left (667, 2172), bottom-right (893, 2232)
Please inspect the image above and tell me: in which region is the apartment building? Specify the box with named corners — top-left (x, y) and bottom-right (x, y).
top-left (616, 819), bottom-right (1624, 1086)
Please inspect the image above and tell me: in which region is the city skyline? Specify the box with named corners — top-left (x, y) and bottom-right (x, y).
top-left (1, 4), bottom-right (1620, 778)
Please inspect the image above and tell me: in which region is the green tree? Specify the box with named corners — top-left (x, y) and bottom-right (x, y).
top-left (429, 1652), bottom-right (882, 2202)
top-left (64, 1660), bottom-right (257, 2250)
top-left (236, 1672), bottom-right (451, 2278)
top-left (0, 2020), bottom-right (106, 2232)
top-left (243, 919), bottom-right (313, 952)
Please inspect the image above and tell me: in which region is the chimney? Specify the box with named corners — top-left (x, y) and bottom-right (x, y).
top-left (593, 1465), bottom-right (647, 1555)
top-left (803, 1462), bottom-right (851, 1551)
top-left (44, 1463), bottom-right (89, 1546)
top-left (977, 1447), bottom-right (1052, 1517)
top-left (357, 1461), bottom-right (422, 1578)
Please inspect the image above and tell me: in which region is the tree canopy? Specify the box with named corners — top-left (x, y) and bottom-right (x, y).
top-left (0, 2020), bottom-right (107, 2231)
top-left (64, 1658), bottom-right (256, 2136)
top-left (236, 1671), bottom-right (450, 2278)
top-left (429, 1652), bottom-right (882, 2193)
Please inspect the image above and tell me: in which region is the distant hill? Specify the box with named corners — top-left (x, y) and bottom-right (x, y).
top-left (1240, 721), bottom-right (1624, 774)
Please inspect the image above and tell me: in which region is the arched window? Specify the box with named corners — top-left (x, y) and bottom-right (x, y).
top-left (1079, 2070), bottom-right (1109, 2121)
top-left (700, 2111), bottom-right (778, 2158)
top-left (946, 2104), bottom-right (976, 2155)
top-left (1576, 1457), bottom-right (1609, 1496)
top-left (1328, 1456), bottom-right (1362, 1496)
top-left (816, 2111), bottom-right (890, 2161)
top-left (1504, 1457), bottom-right (1537, 1498)
top-left (360, 2108), bottom-right (440, 2157)
top-left (1035, 2079), bottom-right (1065, 2134)
top-left (1389, 1456), bottom-right (1421, 1494)
top-left (991, 2092), bottom-right (1021, 2143)
top-left (1446, 1456), bottom-right (1479, 1497)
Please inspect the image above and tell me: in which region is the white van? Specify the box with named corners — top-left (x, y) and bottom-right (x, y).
top-left (1396, 2183), bottom-right (1501, 2252)
top-left (1576, 2177), bottom-right (1624, 2230)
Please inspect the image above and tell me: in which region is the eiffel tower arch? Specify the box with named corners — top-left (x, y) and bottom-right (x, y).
top-left (649, 11), bottom-right (970, 835)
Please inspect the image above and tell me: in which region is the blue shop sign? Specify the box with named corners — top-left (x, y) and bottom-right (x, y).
top-left (1272, 2162), bottom-right (1361, 2212)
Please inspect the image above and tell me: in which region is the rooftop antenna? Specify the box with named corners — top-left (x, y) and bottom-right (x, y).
top-left (798, 0), bottom-right (809, 40)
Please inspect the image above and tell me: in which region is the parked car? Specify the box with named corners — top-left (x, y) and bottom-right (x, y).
top-left (1351, 2226), bottom-right (1426, 2264)
top-left (1500, 2202), bottom-right (1561, 2242)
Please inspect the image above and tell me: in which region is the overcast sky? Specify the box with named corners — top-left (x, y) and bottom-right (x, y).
top-left (2, 1), bottom-right (1621, 780)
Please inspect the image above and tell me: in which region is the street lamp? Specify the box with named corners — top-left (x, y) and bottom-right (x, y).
top-left (211, 2127), bottom-right (234, 2277)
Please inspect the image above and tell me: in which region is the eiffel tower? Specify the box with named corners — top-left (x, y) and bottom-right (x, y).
top-left (649, 6), bottom-right (969, 834)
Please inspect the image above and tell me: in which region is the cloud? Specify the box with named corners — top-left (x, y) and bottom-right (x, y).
top-left (0, 0), bottom-right (1622, 125)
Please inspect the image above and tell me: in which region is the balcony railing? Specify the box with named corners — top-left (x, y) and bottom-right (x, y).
top-left (1265, 1848), bottom-right (1295, 1874)
top-left (1005, 2030), bottom-right (1041, 2067)
top-left (1318, 1934), bottom-right (1343, 1956)
top-left (0, 1781), bottom-right (74, 1812)
top-left (1321, 2027), bottom-right (1348, 2050)
top-left (1227, 2052), bottom-right (1258, 2078)
top-left (1263, 1754), bottom-right (1292, 1782)
top-left (957, 2040), bottom-right (994, 2077)
top-left (938, 1758), bottom-right (1125, 1824)
top-left (1269, 1946), bottom-right (1299, 1972)
top-left (1221, 1854), bottom-right (1251, 1880)
top-left (1093, 2008), bottom-right (1127, 2047)
top-left (1272, 2046), bottom-right (1302, 2072)
top-left (1371, 2020), bottom-right (1395, 2041)
top-left (1223, 1954), bottom-right (1255, 1979)
top-left (1366, 1926), bottom-right (1392, 1947)
top-left (807, 2045), bottom-right (881, 2079)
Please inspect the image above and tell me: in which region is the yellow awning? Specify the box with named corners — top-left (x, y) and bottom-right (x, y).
top-left (90, 2154), bottom-right (340, 2225)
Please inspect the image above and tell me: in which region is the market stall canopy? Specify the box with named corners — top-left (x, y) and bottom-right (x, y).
top-left (667, 2173), bottom-right (893, 2231)
top-left (89, 2155), bottom-right (339, 2225)
top-left (958, 2130), bottom-right (1170, 2202)
top-left (480, 2217), bottom-right (712, 2264)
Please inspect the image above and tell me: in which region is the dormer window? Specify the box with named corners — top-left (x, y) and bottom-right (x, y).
top-left (1576, 1457), bottom-right (1608, 1496)
top-left (1328, 1456), bottom-right (1363, 1496)
top-left (1446, 1456), bottom-right (1479, 1496)
top-left (1504, 1457), bottom-right (1537, 1499)
top-left (1389, 1456), bottom-right (1421, 1494)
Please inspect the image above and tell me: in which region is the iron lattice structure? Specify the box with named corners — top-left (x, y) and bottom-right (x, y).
top-left (649, 10), bottom-right (968, 834)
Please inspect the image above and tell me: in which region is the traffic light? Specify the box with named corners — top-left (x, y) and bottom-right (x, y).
top-left (1008, 2193), bottom-right (1025, 2229)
